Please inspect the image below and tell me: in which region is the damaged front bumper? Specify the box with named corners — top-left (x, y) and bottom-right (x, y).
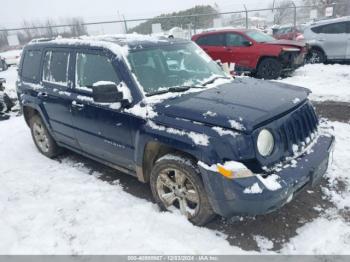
top-left (198, 135), bottom-right (335, 218)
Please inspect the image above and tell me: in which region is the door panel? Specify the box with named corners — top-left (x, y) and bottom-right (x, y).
top-left (40, 49), bottom-right (79, 149)
top-left (225, 33), bottom-right (256, 70)
top-left (70, 50), bottom-right (135, 170)
top-left (195, 33), bottom-right (227, 62)
top-left (317, 22), bottom-right (347, 59)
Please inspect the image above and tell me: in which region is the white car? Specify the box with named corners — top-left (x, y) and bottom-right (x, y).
top-left (0, 49), bottom-right (22, 66)
top-left (303, 16), bottom-right (350, 63)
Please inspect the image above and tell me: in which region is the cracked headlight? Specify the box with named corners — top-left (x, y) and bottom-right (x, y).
top-left (257, 129), bottom-right (274, 157)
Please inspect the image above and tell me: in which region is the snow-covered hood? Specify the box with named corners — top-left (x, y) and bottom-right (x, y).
top-left (265, 39), bottom-right (306, 48)
top-left (153, 78), bottom-right (310, 133)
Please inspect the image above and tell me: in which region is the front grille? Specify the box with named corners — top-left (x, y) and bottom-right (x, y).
top-left (278, 102), bottom-right (318, 157)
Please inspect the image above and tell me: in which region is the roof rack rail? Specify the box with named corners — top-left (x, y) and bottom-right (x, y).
top-left (29, 37), bottom-right (57, 43)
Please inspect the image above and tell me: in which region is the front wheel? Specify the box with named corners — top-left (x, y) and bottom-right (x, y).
top-left (29, 114), bottom-right (61, 158)
top-left (256, 58), bottom-right (282, 80)
top-left (150, 154), bottom-right (215, 226)
top-left (306, 49), bottom-right (326, 64)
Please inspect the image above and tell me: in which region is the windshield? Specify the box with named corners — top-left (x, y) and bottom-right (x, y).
top-left (245, 30), bottom-right (276, 43)
top-left (127, 42), bottom-right (228, 95)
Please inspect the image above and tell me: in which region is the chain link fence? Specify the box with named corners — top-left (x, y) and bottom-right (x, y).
top-left (0, 2), bottom-right (349, 51)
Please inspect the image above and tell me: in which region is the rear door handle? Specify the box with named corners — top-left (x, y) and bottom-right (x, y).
top-left (37, 92), bottom-right (48, 98)
top-left (72, 100), bottom-right (84, 109)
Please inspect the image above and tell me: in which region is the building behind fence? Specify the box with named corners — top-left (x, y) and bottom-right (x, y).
top-left (0, 1), bottom-right (349, 51)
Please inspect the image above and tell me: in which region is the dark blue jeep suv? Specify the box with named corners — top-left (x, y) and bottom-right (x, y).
top-left (17, 35), bottom-right (334, 225)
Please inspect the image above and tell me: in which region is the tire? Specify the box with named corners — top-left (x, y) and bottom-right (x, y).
top-left (2, 93), bottom-right (14, 112)
top-left (29, 114), bottom-right (61, 158)
top-left (306, 49), bottom-right (326, 64)
top-left (256, 58), bottom-right (282, 80)
top-left (0, 61), bottom-right (7, 71)
top-left (150, 154), bottom-right (215, 226)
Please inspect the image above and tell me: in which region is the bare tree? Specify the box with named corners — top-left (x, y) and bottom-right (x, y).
top-left (271, 0), bottom-right (294, 25)
top-left (303, 0), bottom-right (350, 16)
top-left (68, 18), bottom-right (88, 37)
top-left (0, 30), bottom-right (9, 49)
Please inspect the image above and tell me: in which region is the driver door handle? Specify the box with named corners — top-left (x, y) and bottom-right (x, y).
top-left (72, 100), bottom-right (84, 109)
top-left (37, 92), bottom-right (48, 98)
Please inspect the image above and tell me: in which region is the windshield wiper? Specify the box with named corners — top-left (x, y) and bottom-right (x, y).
top-left (146, 85), bottom-right (205, 97)
top-left (201, 76), bottom-right (230, 86)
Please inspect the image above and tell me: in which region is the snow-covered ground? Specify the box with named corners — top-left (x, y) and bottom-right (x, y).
top-left (0, 116), bottom-right (349, 254)
top-left (277, 64), bottom-right (350, 102)
top-left (1, 62), bottom-right (350, 254)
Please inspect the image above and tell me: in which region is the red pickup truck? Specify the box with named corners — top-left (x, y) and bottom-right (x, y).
top-left (192, 29), bottom-right (307, 79)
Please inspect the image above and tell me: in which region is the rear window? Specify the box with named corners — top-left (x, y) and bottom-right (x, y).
top-left (43, 51), bottom-right (70, 85)
top-left (21, 50), bottom-right (42, 82)
top-left (311, 22), bottom-right (347, 34)
top-left (196, 34), bottom-right (225, 46)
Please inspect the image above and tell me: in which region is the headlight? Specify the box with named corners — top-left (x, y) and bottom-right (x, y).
top-left (257, 129), bottom-right (274, 157)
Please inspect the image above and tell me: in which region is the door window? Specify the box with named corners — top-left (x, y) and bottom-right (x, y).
top-left (312, 22), bottom-right (347, 34)
top-left (196, 34), bottom-right (225, 46)
top-left (21, 50), bottom-right (42, 82)
top-left (75, 53), bottom-right (120, 89)
top-left (42, 51), bottom-right (70, 85)
top-left (226, 33), bottom-right (248, 46)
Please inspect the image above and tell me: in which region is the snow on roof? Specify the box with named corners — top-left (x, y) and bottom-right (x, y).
top-left (202, 27), bottom-right (244, 33)
top-left (29, 33), bottom-right (172, 59)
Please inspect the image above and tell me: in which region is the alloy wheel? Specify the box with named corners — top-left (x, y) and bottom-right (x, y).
top-left (33, 122), bottom-right (50, 153)
top-left (156, 168), bottom-right (200, 218)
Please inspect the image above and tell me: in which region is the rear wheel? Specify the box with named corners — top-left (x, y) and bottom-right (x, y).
top-left (29, 114), bottom-right (61, 158)
top-left (1, 61), bottom-right (8, 71)
top-left (150, 154), bottom-right (215, 225)
top-left (306, 49), bottom-right (326, 64)
top-left (256, 58), bottom-right (282, 80)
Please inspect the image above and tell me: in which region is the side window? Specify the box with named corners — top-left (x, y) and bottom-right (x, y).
top-left (21, 50), bottom-right (42, 82)
top-left (346, 21), bottom-right (350, 33)
top-left (43, 51), bottom-right (70, 85)
top-left (226, 33), bottom-right (248, 47)
top-left (196, 34), bottom-right (225, 46)
top-left (312, 22), bottom-right (347, 34)
top-left (76, 53), bottom-right (120, 89)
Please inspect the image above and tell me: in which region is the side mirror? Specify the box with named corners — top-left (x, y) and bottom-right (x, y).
top-left (243, 41), bottom-right (253, 47)
top-left (92, 82), bottom-right (123, 103)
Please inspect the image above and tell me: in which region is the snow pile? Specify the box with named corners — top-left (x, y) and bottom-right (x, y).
top-left (125, 103), bottom-right (157, 119)
top-left (254, 235), bottom-right (274, 252)
top-left (256, 174), bottom-right (282, 191)
top-left (243, 183), bottom-right (263, 194)
top-left (277, 64), bottom-right (350, 102)
top-left (212, 126), bottom-right (238, 137)
top-left (203, 111), bottom-right (217, 117)
top-left (281, 217), bottom-right (350, 254)
top-left (229, 119), bottom-right (245, 131)
top-left (147, 120), bottom-right (209, 146)
top-left (0, 117), bottom-right (244, 255)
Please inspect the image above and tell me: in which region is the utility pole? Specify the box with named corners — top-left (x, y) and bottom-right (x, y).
top-left (244, 5), bottom-right (248, 29)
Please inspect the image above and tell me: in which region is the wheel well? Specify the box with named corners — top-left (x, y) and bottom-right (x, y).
top-left (23, 106), bottom-right (39, 126)
top-left (310, 46), bottom-right (324, 53)
top-left (256, 56), bottom-right (278, 70)
top-left (141, 141), bottom-right (197, 183)
top-left (309, 46), bottom-right (326, 57)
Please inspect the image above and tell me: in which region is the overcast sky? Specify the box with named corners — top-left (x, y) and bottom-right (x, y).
top-left (0, 0), bottom-right (271, 28)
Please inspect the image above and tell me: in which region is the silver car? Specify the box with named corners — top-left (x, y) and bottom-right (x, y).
top-left (303, 16), bottom-right (350, 63)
